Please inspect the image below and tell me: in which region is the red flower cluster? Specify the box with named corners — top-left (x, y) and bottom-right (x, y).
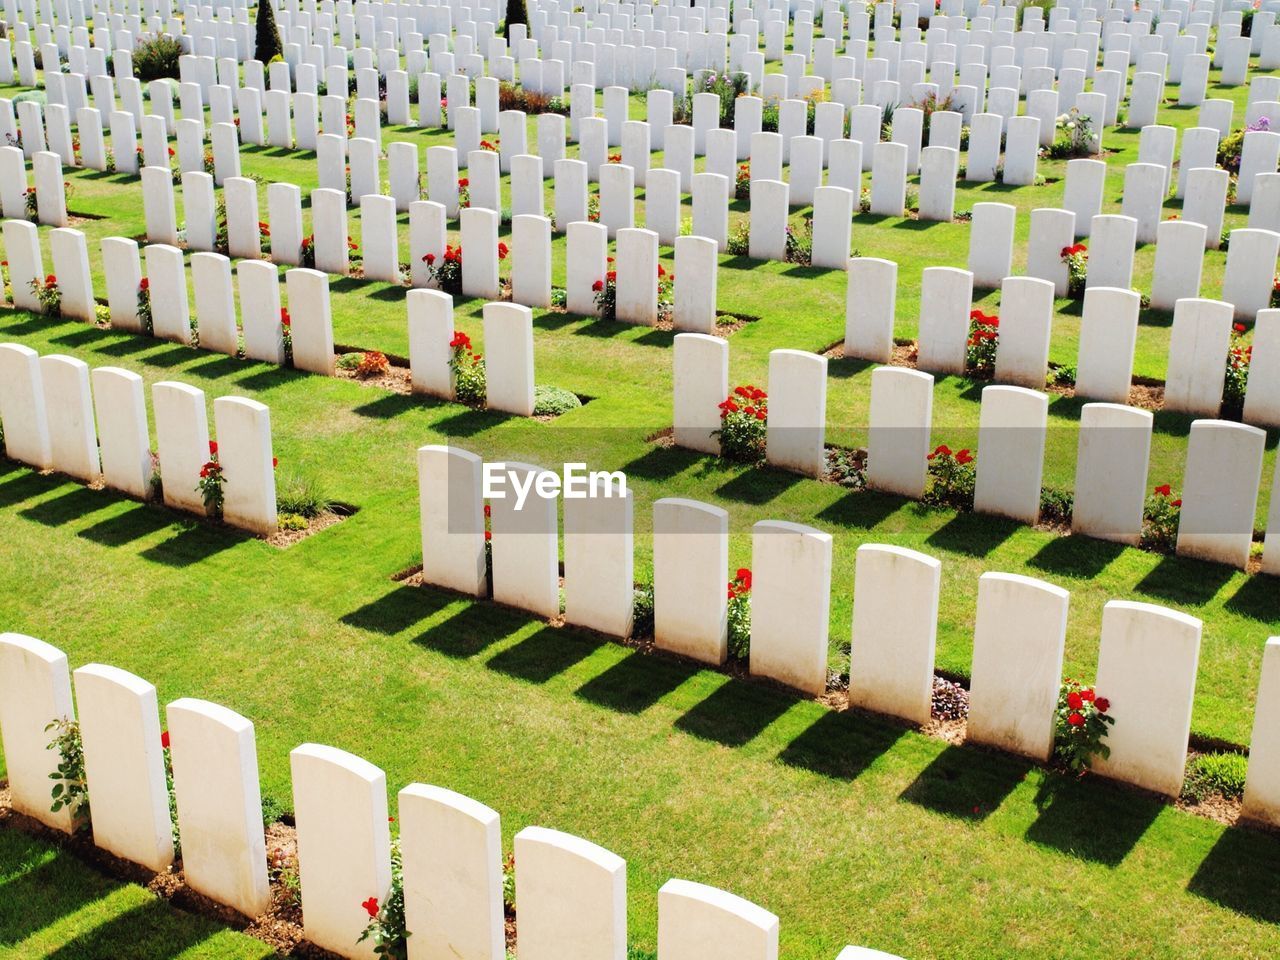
top-left (498, 242), bottom-right (509, 260)
top-left (927, 444), bottom-right (972, 464)
top-left (968, 309), bottom-right (999, 341)
top-left (1153, 483), bottom-right (1181, 507)
top-left (362, 896), bottom-right (379, 918)
top-left (1065, 687), bottom-right (1109, 726)
top-left (457, 177), bottom-right (470, 188)
top-left (719, 384), bottom-right (767, 420)
top-left (479, 140), bottom-right (498, 151)
top-left (160, 730), bottom-right (170, 749)
top-left (608, 153), bottom-right (621, 163)
top-left (727, 567), bottom-right (752, 600)
top-left (280, 307), bottom-right (290, 327)
top-left (1060, 243), bottom-right (1087, 258)
top-left (44, 274), bottom-right (56, 286)
top-left (449, 331), bottom-right (473, 351)
top-left (139, 277), bottom-right (150, 292)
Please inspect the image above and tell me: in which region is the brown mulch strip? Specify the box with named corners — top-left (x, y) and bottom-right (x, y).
top-left (267, 510), bottom-right (348, 549)
top-left (645, 427), bottom-right (675, 447)
top-left (334, 363), bottom-right (413, 395)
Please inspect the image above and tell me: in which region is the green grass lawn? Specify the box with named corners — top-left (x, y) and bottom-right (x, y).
top-left (1, 55), bottom-right (1280, 960)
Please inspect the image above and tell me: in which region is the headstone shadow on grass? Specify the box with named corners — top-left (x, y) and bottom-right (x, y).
top-left (713, 464), bottom-right (805, 505)
top-left (485, 624), bottom-right (606, 684)
top-left (138, 519), bottom-right (249, 567)
top-left (1134, 553), bottom-right (1238, 606)
top-left (42, 898), bottom-right (242, 960)
top-left (18, 485), bottom-right (114, 527)
top-left (575, 647), bottom-right (694, 714)
top-left (412, 601), bottom-right (526, 660)
top-left (0, 467), bottom-right (64, 509)
top-left (434, 406), bottom-right (504, 438)
top-left (184, 352), bottom-right (249, 380)
top-left (0, 833), bottom-right (119, 945)
top-left (1224, 573), bottom-right (1280, 622)
top-left (48, 325), bottom-right (106, 348)
top-left (1027, 534), bottom-right (1126, 579)
top-left (340, 582), bottom-right (458, 636)
top-left (142, 343), bottom-right (200, 369)
top-left (619, 444), bottom-right (698, 482)
top-left (815, 488), bottom-right (905, 530)
top-left (925, 510), bottom-right (1020, 558)
top-left (1187, 826), bottom-right (1280, 924)
top-left (778, 708), bottom-right (906, 781)
top-left (674, 677), bottom-right (797, 748)
top-left (77, 502), bottom-right (177, 547)
top-left (1023, 773), bottom-right (1162, 866)
top-left (898, 743), bottom-right (1028, 821)
top-left (352, 392), bottom-right (420, 419)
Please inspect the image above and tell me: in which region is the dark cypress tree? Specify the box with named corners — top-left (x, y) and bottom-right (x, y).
top-left (255, 0), bottom-right (284, 64)
top-left (503, 0), bottom-right (528, 40)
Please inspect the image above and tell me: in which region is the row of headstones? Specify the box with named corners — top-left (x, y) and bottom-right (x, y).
top-left (1, 214), bottom-right (571, 421)
top-left (1, 214), bottom-right (338, 369)
top-left (415, 445), bottom-right (1280, 813)
top-left (671, 333), bottom-right (1280, 573)
top-left (0, 341), bottom-right (279, 533)
top-left (965, 199), bottom-right (1280, 320)
top-left (0, 634), bottom-right (893, 960)
top-left (844, 247), bottom-right (1280, 418)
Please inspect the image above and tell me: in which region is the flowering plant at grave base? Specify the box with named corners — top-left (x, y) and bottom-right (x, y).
top-left (1053, 679), bottom-right (1114, 774)
top-left (591, 259), bottom-right (617, 320)
top-left (457, 177), bottom-right (471, 209)
top-left (203, 149), bottom-right (216, 176)
top-left (23, 186), bottom-right (37, 222)
top-left (1141, 483), bottom-right (1182, 553)
top-left (1273, 274), bottom-right (1280, 310)
top-left (280, 307), bottom-right (293, 365)
top-left (784, 218), bottom-right (813, 266)
top-left (1, 260), bottom-right (11, 304)
top-left (923, 444), bottom-right (976, 510)
top-left (1223, 322), bottom-right (1252, 411)
top-left (345, 112), bottom-right (355, 138)
top-left (726, 567), bottom-right (752, 660)
top-left (1060, 243), bottom-right (1088, 299)
top-left (356, 350), bottom-right (390, 379)
top-left (197, 441), bottom-right (226, 519)
top-left (965, 309), bottom-right (999, 374)
top-left (1045, 108), bottom-right (1094, 160)
top-left (29, 274), bottom-right (61, 317)
top-left (45, 717), bottom-right (90, 833)
top-left (702, 70), bottom-right (752, 126)
top-left (735, 162), bottom-right (751, 201)
top-left (160, 730), bottom-right (181, 858)
top-left (258, 220), bottom-right (272, 256)
top-left (300, 234), bottom-right (316, 269)
top-left (656, 263), bottom-right (675, 323)
top-left (478, 138), bottom-right (500, 153)
top-left (607, 153), bottom-right (622, 165)
top-left (1218, 117), bottom-right (1272, 174)
top-left (439, 98), bottom-right (448, 126)
top-left (71, 136), bottom-right (81, 166)
top-left (423, 245), bottom-right (463, 294)
top-left (587, 191), bottom-right (600, 223)
top-left (137, 277), bottom-right (154, 335)
top-left (713, 384), bottom-right (768, 463)
top-left (447, 330), bottom-right (486, 406)
top-left (357, 837), bottom-right (408, 960)
top-left (727, 220), bottom-right (751, 256)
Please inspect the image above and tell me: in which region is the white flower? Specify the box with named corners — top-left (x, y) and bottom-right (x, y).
top-left (1066, 121), bottom-right (1075, 130)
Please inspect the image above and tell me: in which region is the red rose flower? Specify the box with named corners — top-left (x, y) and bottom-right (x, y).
top-left (736, 568), bottom-right (752, 590)
top-left (592, 280), bottom-right (603, 291)
top-left (1171, 498), bottom-right (1182, 507)
top-left (1154, 484), bottom-right (1171, 497)
top-left (1234, 323), bottom-right (1247, 333)
top-left (1095, 697), bottom-right (1110, 712)
top-left (483, 504), bottom-right (491, 517)
top-left (45, 274), bottom-right (56, 285)
top-left (1080, 689), bottom-right (1095, 702)
top-left (1067, 691), bottom-right (1083, 710)
top-left (362, 897), bottom-right (379, 918)
top-left (955, 449), bottom-right (973, 465)
top-left (139, 278), bottom-right (149, 291)
top-left (424, 252), bottom-right (435, 264)
top-left (484, 530), bottom-right (492, 541)
top-left (1067, 712), bottom-right (1084, 727)
top-left (497, 242), bottom-right (509, 260)
top-left (208, 441), bottom-right (218, 455)
top-left (161, 730), bottom-right (170, 749)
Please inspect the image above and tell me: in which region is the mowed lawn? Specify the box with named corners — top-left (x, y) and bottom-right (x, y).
top-left (1, 58), bottom-right (1280, 960)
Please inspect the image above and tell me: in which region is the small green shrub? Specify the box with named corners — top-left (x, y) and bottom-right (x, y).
top-left (275, 471), bottom-right (334, 519)
top-left (713, 384), bottom-right (767, 463)
top-left (631, 584), bottom-right (655, 639)
top-left (727, 220), bottom-right (750, 256)
top-left (260, 792), bottom-right (291, 826)
top-left (133, 35), bottom-right (184, 82)
top-left (727, 568), bottom-right (751, 659)
top-left (1039, 488), bottom-right (1074, 527)
top-left (1053, 679), bottom-right (1113, 773)
top-left (45, 717), bottom-right (90, 833)
top-left (533, 385), bottom-right (582, 417)
top-left (1183, 752), bottom-right (1248, 803)
top-left (337, 352), bottom-right (364, 370)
